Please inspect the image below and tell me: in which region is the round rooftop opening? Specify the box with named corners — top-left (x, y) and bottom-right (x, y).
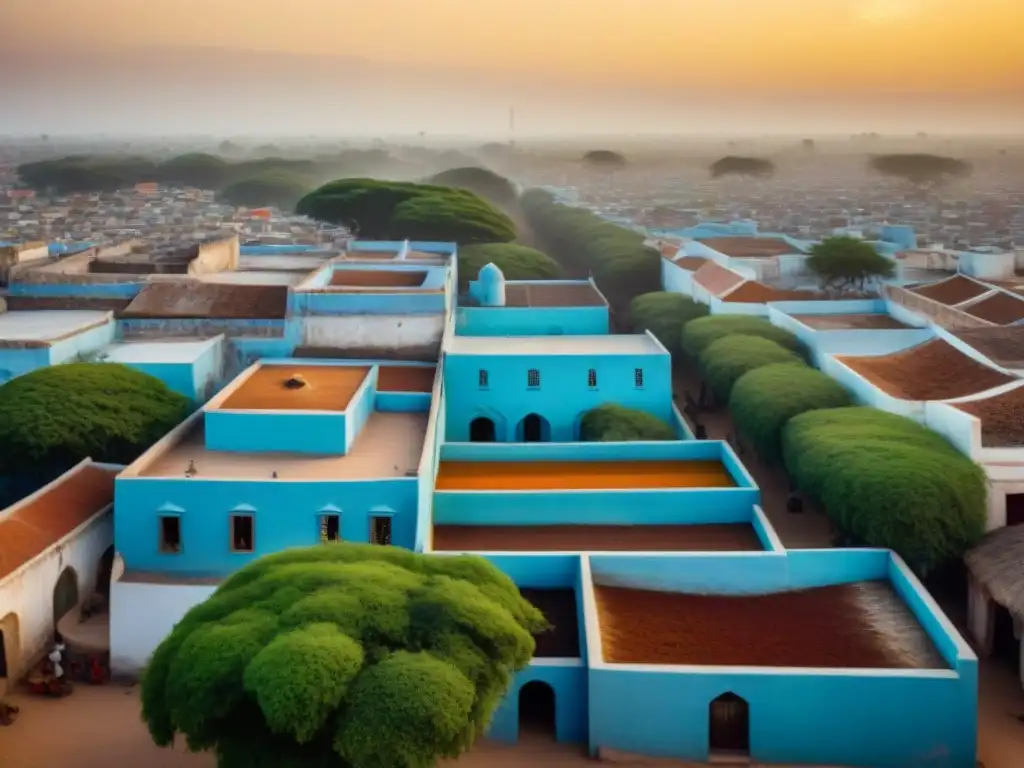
top-left (282, 373), bottom-right (308, 390)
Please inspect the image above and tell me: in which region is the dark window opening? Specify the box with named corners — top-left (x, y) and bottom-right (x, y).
top-left (709, 692), bottom-right (750, 756)
top-left (469, 416), bottom-right (496, 442)
top-left (587, 368), bottom-right (597, 388)
top-left (321, 514), bottom-right (340, 542)
top-left (371, 516), bottom-right (392, 546)
top-left (0, 630), bottom-right (6, 678)
top-left (527, 369), bottom-right (540, 388)
top-left (53, 568), bottom-right (78, 625)
top-left (1006, 493), bottom-right (1024, 526)
top-left (522, 413), bottom-right (544, 443)
top-left (634, 368), bottom-right (644, 388)
top-left (518, 680), bottom-right (556, 739)
top-left (159, 516), bottom-right (181, 553)
top-left (231, 515), bottom-right (254, 552)
top-left (992, 603), bottom-right (1020, 671)
top-left (96, 545), bottom-right (115, 601)
top-left (478, 369), bottom-right (489, 388)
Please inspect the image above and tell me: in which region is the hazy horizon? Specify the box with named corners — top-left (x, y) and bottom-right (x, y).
top-left (2, 0), bottom-right (1022, 136)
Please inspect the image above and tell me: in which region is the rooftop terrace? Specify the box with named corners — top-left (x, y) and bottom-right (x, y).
top-left (217, 364), bottom-right (369, 411)
top-left (432, 523), bottom-right (762, 552)
top-left (837, 338), bottom-right (1015, 400)
top-left (502, 282), bottom-right (606, 308)
top-left (954, 383), bottom-right (1024, 448)
top-left (121, 282), bottom-right (289, 319)
top-left (793, 313), bottom-right (910, 331)
top-left (376, 365), bottom-right (436, 393)
top-left (960, 291), bottom-right (1024, 326)
top-left (137, 411), bottom-right (427, 480)
top-left (0, 310), bottom-right (110, 344)
top-left (100, 338), bottom-right (218, 364)
top-left (909, 275), bottom-right (989, 306)
top-left (594, 581), bottom-right (947, 669)
top-left (447, 334), bottom-right (664, 356)
top-left (698, 236), bottom-right (797, 259)
top-left (952, 326), bottom-right (1024, 369)
top-left (434, 460), bottom-right (736, 491)
top-left (197, 271), bottom-right (307, 286)
top-left (329, 269), bottom-right (428, 288)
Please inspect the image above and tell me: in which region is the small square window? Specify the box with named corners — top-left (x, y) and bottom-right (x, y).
top-left (321, 514), bottom-right (340, 542)
top-left (159, 516), bottom-right (181, 554)
top-left (587, 368), bottom-right (598, 388)
top-left (478, 369), bottom-right (489, 388)
top-left (634, 368), bottom-right (644, 388)
top-left (231, 514), bottom-right (254, 553)
top-left (527, 369), bottom-right (540, 388)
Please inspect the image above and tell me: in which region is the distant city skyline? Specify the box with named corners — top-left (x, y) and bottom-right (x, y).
top-left (1, 0), bottom-right (1021, 135)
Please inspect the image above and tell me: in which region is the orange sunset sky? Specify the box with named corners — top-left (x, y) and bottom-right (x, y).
top-left (1, 0), bottom-right (1022, 134)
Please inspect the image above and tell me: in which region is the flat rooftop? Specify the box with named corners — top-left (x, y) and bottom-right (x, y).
top-left (594, 581), bottom-right (947, 669)
top-left (909, 275), bottom-right (989, 306)
top-left (793, 313), bottom-right (910, 331)
top-left (330, 269), bottom-right (428, 288)
top-left (218, 364), bottom-right (369, 411)
top-left (961, 292), bottom-right (1024, 326)
top-left (447, 334), bottom-right (664, 356)
top-left (432, 523), bottom-right (761, 552)
top-left (198, 271), bottom-right (307, 286)
top-left (520, 588), bottom-right (580, 658)
top-left (435, 460), bottom-right (736, 491)
top-left (101, 338), bottom-right (218, 364)
top-left (0, 310), bottom-right (110, 343)
top-left (502, 282), bottom-right (606, 308)
top-left (121, 282), bottom-right (289, 319)
top-left (238, 254), bottom-right (329, 271)
top-left (954, 383), bottom-right (1024, 447)
top-left (139, 411), bottom-right (427, 480)
top-left (837, 338), bottom-right (1015, 400)
top-left (952, 326), bottom-right (1024, 369)
top-left (376, 365), bottom-right (436, 393)
top-left (698, 236), bottom-right (797, 259)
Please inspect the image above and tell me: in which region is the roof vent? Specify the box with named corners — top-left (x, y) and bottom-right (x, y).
top-left (283, 373), bottom-right (308, 390)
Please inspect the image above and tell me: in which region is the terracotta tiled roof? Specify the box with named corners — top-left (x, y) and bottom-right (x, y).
top-left (693, 261), bottom-right (746, 297)
top-left (0, 463), bottom-right (117, 581)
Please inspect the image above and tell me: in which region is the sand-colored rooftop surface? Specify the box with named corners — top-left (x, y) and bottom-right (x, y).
top-left (376, 365), bottom-right (436, 393)
top-left (837, 338), bottom-right (1015, 400)
top-left (954, 384), bottom-right (1024, 447)
top-left (693, 261), bottom-right (746, 297)
top-left (503, 282), bottom-right (606, 308)
top-left (953, 327), bottom-right (1024, 369)
top-left (432, 523), bottom-right (761, 552)
top-left (0, 464), bottom-right (116, 580)
top-left (793, 313), bottom-right (910, 330)
top-left (139, 411), bottom-right (427, 479)
top-left (910, 275), bottom-right (990, 306)
top-left (329, 269), bottom-right (428, 287)
top-left (962, 292), bottom-right (1024, 326)
top-left (698, 236), bottom-right (797, 259)
top-left (121, 282), bottom-right (289, 319)
top-left (434, 460), bottom-right (736, 491)
top-left (594, 581), bottom-right (947, 669)
top-left (219, 365), bottom-right (369, 411)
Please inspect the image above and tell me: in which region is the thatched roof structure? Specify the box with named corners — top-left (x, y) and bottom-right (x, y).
top-left (964, 525), bottom-right (1024, 620)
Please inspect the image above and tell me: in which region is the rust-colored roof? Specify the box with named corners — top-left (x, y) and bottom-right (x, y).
top-left (952, 327), bottom-right (1024, 369)
top-left (329, 269), bottom-right (427, 287)
top-left (121, 282), bottom-right (289, 319)
top-left (697, 236), bottom-right (796, 259)
top-left (837, 338), bottom-right (1015, 400)
top-left (671, 256), bottom-right (709, 271)
top-left (693, 261), bottom-right (746, 297)
top-left (503, 282), bottom-right (606, 308)
top-left (954, 384), bottom-right (1024, 448)
top-left (724, 281), bottom-right (822, 304)
top-left (961, 292), bottom-right (1024, 326)
top-left (376, 365), bottom-right (436, 393)
top-left (0, 464), bottom-right (117, 581)
top-left (909, 275), bottom-right (989, 306)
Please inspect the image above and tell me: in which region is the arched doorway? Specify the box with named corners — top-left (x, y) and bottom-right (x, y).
top-left (53, 567), bottom-right (79, 626)
top-left (469, 416), bottom-right (496, 442)
top-left (95, 546), bottom-right (115, 601)
top-left (518, 680), bottom-right (556, 739)
top-left (517, 413), bottom-right (550, 443)
top-left (709, 692), bottom-right (749, 756)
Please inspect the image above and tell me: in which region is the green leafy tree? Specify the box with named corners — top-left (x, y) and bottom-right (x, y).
top-left (681, 315), bottom-right (804, 360)
top-left (297, 179), bottom-right (516, 245)
top-left (425, 167), bottom-right (517, 207)
top-left (0, 363), bottom-right (191, 478)
top-left (579, 404), bottom-right (676, 441)
top-left (629, 292), bottom-right (709, 360)
top-left (17, 155), bottom-right (158, 193)
top-left (156, 153), bottom-right (232, 189)
top-left (582, 150), bottom-right (627, 170)
top-left (457, 243), bottom-right (560, 291)
top-left (729, 363), bottom-right (852, 464)
top-left (141, 544), bottom-right (547, 768)
top-left (699, 335), bottom-right (802, 402)
top-left (710, 156), bottom-right (775, 178)
top-left (218, 172), bottom-right (312, 210)
top-left (868, 154), bottom-right (972, 186)
top-left (806, 236), bottom-right (895, 294)
top-left (782, 407), bottom-right (986, 573)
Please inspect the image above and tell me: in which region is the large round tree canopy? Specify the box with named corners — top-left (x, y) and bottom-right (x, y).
top-left (425, 167), bottom-right (517, 207)
top-left (868, 153), bottom-right (972, 185)
top-left (582, 150), bottom-right (627, 169)
top-left (710, 156), bottom-right (775, 178)
top-left (457, 243), bottom-right (560, 291)
top-left (580, 404), bottom-right (676, 442)
top-left (218, 171), bottom-right (311, 210)
top-left (141, 544), bottom-right (547, 768)
top-left (296, 178), bottom-right (516, 245)
top-left (0, 363), bottom-right (192, 475)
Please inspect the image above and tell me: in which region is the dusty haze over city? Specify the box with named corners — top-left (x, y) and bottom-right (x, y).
top-left (1, 0), bottom-right (1022, 136)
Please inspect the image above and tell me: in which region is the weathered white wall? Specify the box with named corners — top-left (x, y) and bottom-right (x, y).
top-left (189, 236), bottom-right (240, 276)
top-left (109, 580), bottom-right (217, 676)
top-left (301, 315), bottom-right (444, 350)
top-left (0, 510), bottom-right (112, 681)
